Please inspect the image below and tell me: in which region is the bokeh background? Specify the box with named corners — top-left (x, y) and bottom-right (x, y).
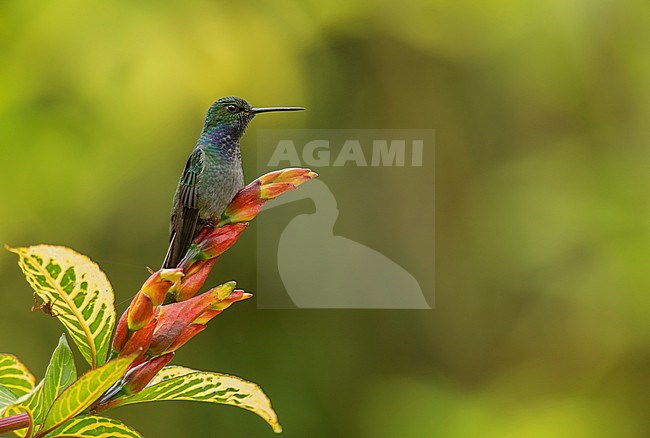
top-left (1, 0), bottom-right (649, 436)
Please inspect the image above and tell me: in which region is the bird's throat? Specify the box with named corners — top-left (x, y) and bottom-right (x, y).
top-left (200, 124), bottom-right (242, 163)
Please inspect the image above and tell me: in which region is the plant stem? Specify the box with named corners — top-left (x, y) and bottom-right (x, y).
top-left (0, 412), bottom-right (31, 434)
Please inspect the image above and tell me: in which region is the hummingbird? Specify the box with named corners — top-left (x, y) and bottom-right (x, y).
top-left (162, 96), bottom-right (304, 269)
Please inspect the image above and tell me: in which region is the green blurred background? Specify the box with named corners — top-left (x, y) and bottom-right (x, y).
top-left (1, 0), bottom-right (649, 436)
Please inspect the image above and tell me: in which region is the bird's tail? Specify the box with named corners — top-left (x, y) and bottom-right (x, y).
top-left (163, 207), bottom-right (201, 269)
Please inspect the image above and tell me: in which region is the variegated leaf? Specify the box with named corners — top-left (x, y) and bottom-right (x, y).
top-left (146, 365), bottom-right (197, 385)
top-left (8, 245), bottom-right (116, 367)
top-left (112, 365), bottom-right (282, 433)
top-left (3, 380), bottom-right (42, 437)
top-left (43, 415), bottom-right (142, 438)
top-left (39, 355), bottom-right (134, 436)
top-left (1, 335), bottom-right (77, 435)
top-left (0, 354), bottom-right (35, 398)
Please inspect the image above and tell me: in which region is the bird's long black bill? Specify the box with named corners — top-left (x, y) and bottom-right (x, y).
top-left (250, 106), bottom-right (305, 114)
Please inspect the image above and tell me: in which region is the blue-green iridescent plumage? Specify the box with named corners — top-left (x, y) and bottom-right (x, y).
top-left (162, 96), bottom-right (304, 268)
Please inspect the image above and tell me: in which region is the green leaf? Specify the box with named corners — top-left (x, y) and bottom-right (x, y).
top-left (8, 245), bottom-right (116, 367)
top-left (43, 415), bottom-right (142, 438)
top-left (39, 355), bottom-right (134, 436)
top-left (39, 334), bottom-right (77, 424)
top-left (0, 354), bottom-right (35, 398)
top-left (112, 365), bottom-right (282, 433)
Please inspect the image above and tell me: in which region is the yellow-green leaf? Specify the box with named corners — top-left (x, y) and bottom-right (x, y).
top-left (43, 415), bottom-right (142, 438)
top-left (0, 354), bottom-right (35, 398)
top-left (112, 365), bottom-right (282, 433)
top-left (40, 355), bottom-right (134, 435)
top-left (8, 245), bottom-right (116, 367)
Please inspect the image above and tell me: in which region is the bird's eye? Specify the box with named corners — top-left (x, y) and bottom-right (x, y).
top-left (226, 104), bottom-right (239, 114)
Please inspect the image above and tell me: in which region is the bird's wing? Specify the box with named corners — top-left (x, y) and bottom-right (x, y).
top-left (162, 148), bottom-right (204, 268)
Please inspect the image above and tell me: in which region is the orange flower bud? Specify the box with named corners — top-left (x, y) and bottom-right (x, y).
top-left (119, 317), bottom-right (157, 359)
top-left (168, 258), bottom-right (217, 302)
top-left (192, 290), bottom-right (253, 325)
top-left (141, 268), bottom-right (183, 306)
top-left (179, 224), bottom-right (248, 269)
top-left (126, 268), bottom-right (183, 331)
top-left (121, 353), bottom-right (174, 396)
top-left (127, 291), bottom-right (153, 331)
top-left (218, 168), bottom-right (318, 226)
top-left (112, 310), bottom-right (130, 355)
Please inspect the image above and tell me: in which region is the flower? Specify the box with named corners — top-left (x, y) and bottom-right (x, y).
top-left (120, 353), bottom-right (175, 395)
top-left (126, 269), bottom-right (183, 331)
top-left (219, 168), bottom-right (318, 226)
top-left (101, 167), bottom-right (317, 406)
top-left (148, 282), bottom-right (251, 356)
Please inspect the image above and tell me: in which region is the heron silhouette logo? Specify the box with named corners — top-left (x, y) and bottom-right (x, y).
top-left (256, 129), bottom-right (435, 309)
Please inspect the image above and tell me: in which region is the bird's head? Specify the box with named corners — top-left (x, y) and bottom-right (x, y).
top-left (203, 96), bottom-right (304, 137)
